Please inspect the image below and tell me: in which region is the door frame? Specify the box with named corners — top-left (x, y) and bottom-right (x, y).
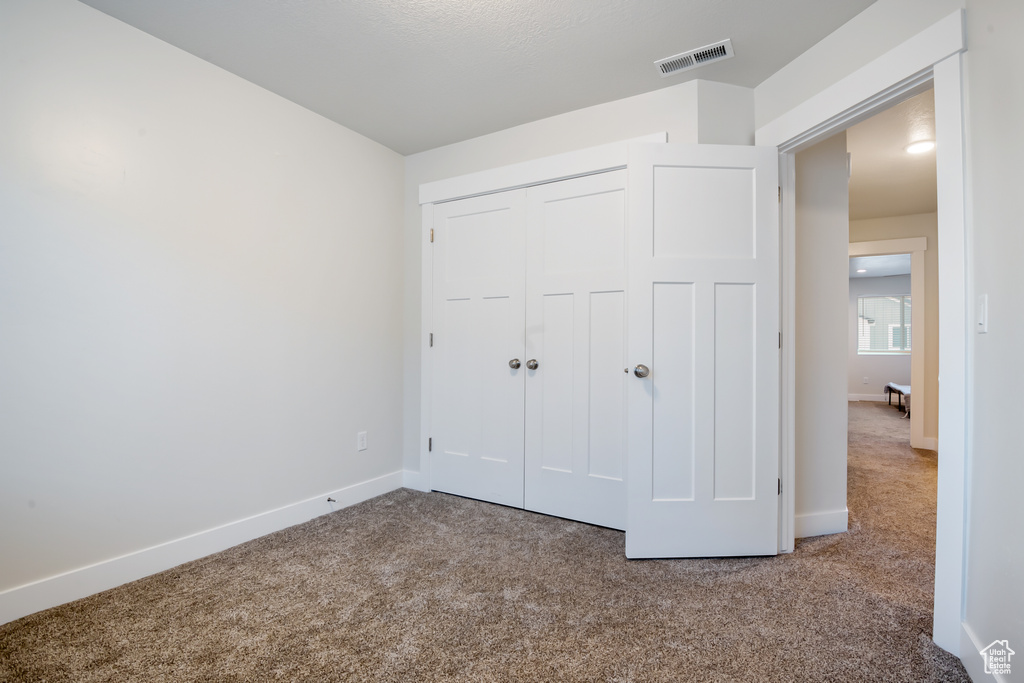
top-left (848, 237), bottom-right (929, 451)
top-left (416, 133), bottom-right (666, 490)
top-left (755, 11), bottom-right (968, 655)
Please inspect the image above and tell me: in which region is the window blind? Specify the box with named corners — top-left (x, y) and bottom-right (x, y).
top-left (857, 295), bottom-right (911, 354)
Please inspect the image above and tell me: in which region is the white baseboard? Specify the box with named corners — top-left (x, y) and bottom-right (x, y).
top-left (848, 393), bottom-right (889, 402)
top-left (0, 470), bottom-right (403, 626)
top-left (961, 620), bottom-right (1006, 682)
top-left (794, 508), bottom-right (849, 538)
top-left (402, 468), bottom-right (430, 492)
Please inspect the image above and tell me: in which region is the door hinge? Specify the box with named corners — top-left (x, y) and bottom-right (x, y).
top-left (778, 478), bottom-right (782, 495)
top-left (779, 332), bottom-right (782, 349)
top-left (778, 186), bottom-right (782, 203)
top-left (429, 332), bottom-right (433, 347)
top-left (429, 228), bottom-right (434, 243)
top-left (428, 437), bottom-right (432, 452)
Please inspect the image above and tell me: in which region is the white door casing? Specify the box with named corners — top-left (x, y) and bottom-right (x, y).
top-left (625, 143), bottom-right (780, 558)
top-left (430, 189), bottom-right (527, 508)
top-left (524, 170), bottom-right (628, 530)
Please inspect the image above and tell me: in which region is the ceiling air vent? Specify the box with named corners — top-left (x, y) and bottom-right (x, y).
top-left (655, 39), bottom-right (734, 78)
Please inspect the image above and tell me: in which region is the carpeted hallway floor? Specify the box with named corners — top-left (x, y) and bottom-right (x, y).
top-left (0, 401), bottom-right (969, 681)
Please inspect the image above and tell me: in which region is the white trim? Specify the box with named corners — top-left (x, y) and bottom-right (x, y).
top-left (849, 238), bottom-right (929, 450)
top-left (418, 132), bottom-right (667, 205)
top-left (919, 437), bottom-right (938, 452)
top-left (910, 248), bottom-right (927, 449)
top-left (0, 471), bottom-right (403, 626)
top-left (794, 508), bottom-right (849, 538)
top-left (418, 202), bottom-right (434, 490)
top-left (849, 237), bottom-right (927, 256)
top-left (760, 11), bottom-right (968, 656)
top-left (402, 468), bottom-right (429, 492)
top-left (932, 52), bottom-right (969, 655)
top-left (961, 621), bottom-right (1005, 683)
top-left (756, 11), bottom-right (965, 150)
top-left (848, 393), bottom-right (889, 402)
top-left (779, 153), bottom-right (796, 554)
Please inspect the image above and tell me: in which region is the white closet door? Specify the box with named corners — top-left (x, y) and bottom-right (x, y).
top-left (430, 190), bottom-right (527, 508)
top-left (525, 171), bottom-right (628, 530)
top-left (626, 144), bottom-right (779, 558)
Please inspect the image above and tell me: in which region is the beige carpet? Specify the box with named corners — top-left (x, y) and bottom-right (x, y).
top-left (0, 402), bottom-right (968, 681)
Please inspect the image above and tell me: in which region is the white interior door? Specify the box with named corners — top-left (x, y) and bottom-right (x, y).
top-left (626, 144), bottom-right (780, 558)
top-left (430, 190), bottom-right (527, 508)
top-left (524, 171), bottom-right (628, 530)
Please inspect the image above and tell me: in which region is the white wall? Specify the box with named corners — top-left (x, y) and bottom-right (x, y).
top-left (850, 213), bottom-right (939, 442)
top-left (696, 81), bottom-right (757, 146)
top-left (0, 0), bottom-right (405, 615)
top-left (960, 0), bottom-right (1024, 672)
top-left (848, 276), bottom-right (912, 399)
top-left (401, 80), bottom-right (754, 478)
top-left (794, 132), bottom-right (849, 538)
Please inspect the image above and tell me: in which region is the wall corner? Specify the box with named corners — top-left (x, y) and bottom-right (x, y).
top-left (696, 80), bottom-right (755, 145)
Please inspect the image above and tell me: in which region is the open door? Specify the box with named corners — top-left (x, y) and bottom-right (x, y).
top-left (626, 144), bottom-right (780, 558)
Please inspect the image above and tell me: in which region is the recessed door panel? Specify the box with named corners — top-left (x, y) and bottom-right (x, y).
top-left (653, 166), bottom-right (755, 260)
top-left (714, 283), bottom-right (756, 501)
top-left (651, 282), bottom-right (696, 502)
top-left (446, 209), bottom-right (515, 282)
top-left (543, 190), bottom-right (626, 273)
top-left (588, 290), bottom-right (626, 481)
top-left (540, 293), bottom-right (574, 473)
top-left (439, 297), bottom-right (476, 458)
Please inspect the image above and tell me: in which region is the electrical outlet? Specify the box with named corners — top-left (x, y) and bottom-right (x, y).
top-left (357, 431), bottom-right (367, 451)
top-left (863, 376), bottom-right (869, 384)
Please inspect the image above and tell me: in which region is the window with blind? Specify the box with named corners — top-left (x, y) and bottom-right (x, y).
top-left (857, 295), bottom-right (911, 354)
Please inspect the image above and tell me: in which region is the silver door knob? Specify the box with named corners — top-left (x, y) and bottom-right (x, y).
top-left (634, 364), bottom-right (650, 378)
top-left (509, 359), bottom-right (521, 369)
top-left (526, 359), bottom-right (539, 370)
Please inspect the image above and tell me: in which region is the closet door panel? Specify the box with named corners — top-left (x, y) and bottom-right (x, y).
top-left (430, 190), bottom-right (526, 508)
top-left (588, 290), bottom-right (627, 481)
top-left (525, 170), bottom-right (628, 530)
top-left (539, 293), bottom-right (575, 473)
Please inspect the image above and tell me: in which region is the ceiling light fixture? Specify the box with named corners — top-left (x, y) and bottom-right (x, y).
top-left (857, 269), bottom-right (867, 273)
top-left (905, 140), bottom-right (935, 154)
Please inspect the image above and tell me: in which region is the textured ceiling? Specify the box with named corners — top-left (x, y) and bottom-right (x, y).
top-left (79, 0), bottom-right (875, 154)
top-left (847, 89), bottom-right (937, 221)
